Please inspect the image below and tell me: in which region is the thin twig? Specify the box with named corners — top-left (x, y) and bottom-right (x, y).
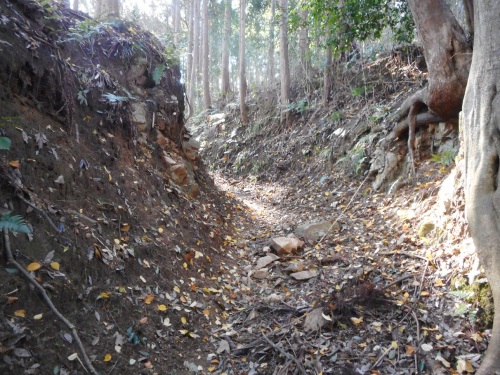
top-left (3, 230), bottom-right (98, 375)
top-left (380, 250), bottom-right (429, 262)
top-left (378, 274), bottom-right (414, 292)
top-left (411, 309), bottom-right (421, 375)
top-left (66, 209), bottom-right (97, 225)
top-left (370, 345), bottom-right (392, 371)
top-left (17, 195), bottom-right (59, 233)
top-left (261, 332), bottom-right (307, 375)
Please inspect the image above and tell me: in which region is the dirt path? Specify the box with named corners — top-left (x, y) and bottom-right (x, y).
top-left (208, 170), bottom-right (485, 375)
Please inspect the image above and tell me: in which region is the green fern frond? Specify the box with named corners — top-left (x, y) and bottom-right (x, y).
top-left (152, 64), bottom-right (165, 85)
top-left (449, 290), bottom-right (475, 300)
top-left (0, 214), bottom-right (31, 234)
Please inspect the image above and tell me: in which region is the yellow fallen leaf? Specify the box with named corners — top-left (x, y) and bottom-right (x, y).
top-left (158, 304), bottom-right (167, 311)
top-left (173, 286), bottom-right (181, 293)
top-left (144, 294), bottom-right (154, 304)
top-left (50, 262), bottom-right (60, 271)
top-left (350, 316), bottom-right (363, 326)
top-left (203, 309), bottom-right (210, 316)
top-left (158, 227), bottom-right (164, 234)
top-left (181, 316), bottom-right (187, 325)
top-left (26, 262), bottom-right (41, 272)
top-left (97, 292), bottom-right (110, 300)
top-left (9, 160), bottom-right (20, 168)
top-left (14, 309), bottom-right (26, 317)
top-left (104, 353), bottom-right (112, 362)
top-left (391, 341), bottom-right (398, 349)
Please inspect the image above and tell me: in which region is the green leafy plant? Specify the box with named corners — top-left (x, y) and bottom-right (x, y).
top-left (152, 64), bottom-right (166, 86)
top-left (0, 137), bottom-right (11, 150)
top-left (285, 99), bottom-right (309, 114)
top-left (0, 214), bottom-right (31, 234)
top-left (77, 90), bottom-right (89, 106)
top-left (431, 149), bottom-right (457, 167)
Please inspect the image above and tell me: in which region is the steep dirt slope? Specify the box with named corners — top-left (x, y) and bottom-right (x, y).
top-left (0, 1), bottom-right (249, 374)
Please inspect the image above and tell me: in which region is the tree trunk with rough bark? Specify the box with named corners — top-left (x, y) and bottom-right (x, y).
top-left (463, 2), bottom-right (500, 374)
top-left (390, 0), bottom-right (471, 173)
top-left (239, 0), bottom-right (248, 124)
top-left (221, 0), bottom-right (231, 99)
top-left (202, 0), bottom-right (211, 109)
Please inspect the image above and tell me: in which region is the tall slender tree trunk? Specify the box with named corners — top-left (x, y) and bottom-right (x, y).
top-left (239, 0), bottom-right (248, 125)
top-left (267, 0), bottom-right (276, 83)
top-left (202, 0), bottom-right (211, 109)
top-left (323, 40), bottom-right (332, 106)
top-left (279, 0), bottom-right (290, 126)
top-left (463, 2), bottom-right (500, 374)
top-left (173, 0), bottom-right (181, 46)
top-left (189, 0), bottom-right (201, 113)
top-left (298, 9), bottom-right (309, 75)
top-left (96, 0), bottom-right (120, 19)
top-left (221, 0), bottom-right (231, 99)
top-left (187, 0), bottom-right (194, 97)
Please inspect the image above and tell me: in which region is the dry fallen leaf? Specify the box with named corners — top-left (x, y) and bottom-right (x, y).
top-left (26, 262), bottom-right (41, 272)
top-left (97, 292), bottom-right (110, 300)
top-left (144, 294), bottom-right (154, 304)
top-left (50, 262), bottom-right (60, 270)
top-left (9, 160), bottom-right (20, 168)
top-left (14, 309), bottom-right (26, 318)
top-left (350, 316), bottom-right (363, 326)
top-left (421, 343), bottom-right (433, 352)
top-left (33, 313), bottom-right (43, 320)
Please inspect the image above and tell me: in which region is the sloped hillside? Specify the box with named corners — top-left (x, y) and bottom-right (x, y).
top-left (0, 1), bottom-right (246, 373)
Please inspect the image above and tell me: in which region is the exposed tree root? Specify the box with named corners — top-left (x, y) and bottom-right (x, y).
top-left (2, 230), bottom-right (98, 375)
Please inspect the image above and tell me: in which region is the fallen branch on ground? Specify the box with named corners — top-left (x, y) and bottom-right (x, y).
top-left (3, 229), bottom-right (98, 375)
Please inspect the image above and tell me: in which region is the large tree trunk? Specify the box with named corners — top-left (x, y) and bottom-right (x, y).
top-left (408, 0), bottom-right (470, 119)
top-left (221, 0), bottom-right (231, 99)
top-left (202, 0), bottom-right (211, 109)
top-left (239, 0), bottom-right (248, 125)
top-left (279, 0), bottom-right (290, 126)
top-left (463, 2), bottom-right (500, 374)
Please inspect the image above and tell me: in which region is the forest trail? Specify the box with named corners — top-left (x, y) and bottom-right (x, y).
top-left (202, 165), bottom-right (482, 374)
